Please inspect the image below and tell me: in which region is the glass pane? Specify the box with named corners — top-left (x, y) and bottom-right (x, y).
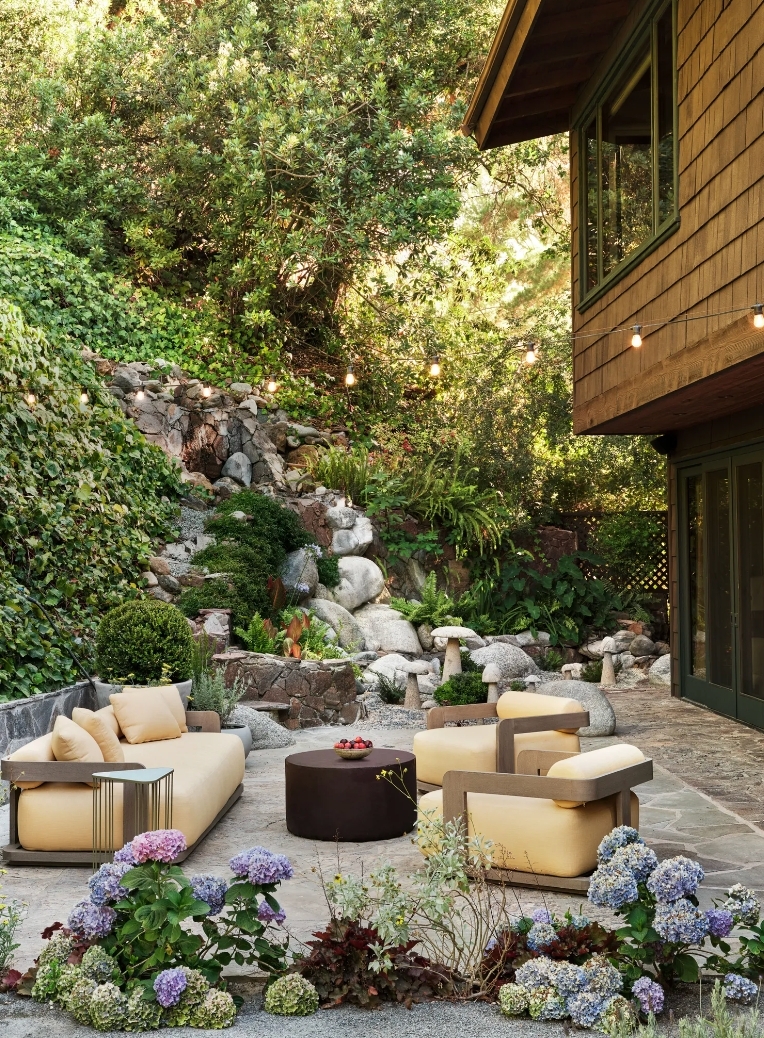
top-left (687, 474), bottom-right (705, 678)
top-left (656, 6), bottom-right (675, 224)
top-left (738, 462), bottom-right (764, 700)
top-left (601, 52), bottom-right (653, 276)
top-left (706, 468), bottom-right (733, 689)
top-left (584, 120), bottom-right (598, 290)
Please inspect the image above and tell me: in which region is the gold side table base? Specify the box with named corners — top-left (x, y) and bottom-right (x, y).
top-left (92, 767), bottom-right (174, 868)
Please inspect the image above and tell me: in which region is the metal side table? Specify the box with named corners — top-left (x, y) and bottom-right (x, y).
top-left (93, 766), bottom-right (174, 866)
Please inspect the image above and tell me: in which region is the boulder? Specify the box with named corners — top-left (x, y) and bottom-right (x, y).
top-left (630, 634), bottom-right (656, 656)
top-left (228, 382), bottom-right (253, 401)
top-left (221, 451), bottom-right (252, 486)
top-left (620, 652), bottom-right (636, 670)
top-left (469, 642), bottom-right (541, 680)
top-left (332, 515), bottom-right (374, 556)
top-left (280, 548), bottom-right (319, 598)
top-left (353, 604), bottom-right (422, 656)
top-left (286, 444), bottom-right (320, 468)
top-left (306, 598), bottom-right (367, 651)
top-left (648, 653), bottom-right (672, 687)
top-left (613, 629), bottom-right (636, 650)
top-left (417, 623), bottom-right (434, 651)
top-left (148, 555), bottom-right (170, 576)
top-left (230, 705), bottom-right (296, 749)
top-left (363, 653), bottom-right (411, 687)
top-left (213, 476), bottom-right (243, 499)
top-left (326, 506), bottom-right (357, 530)
top-left (323, 556), bottom-right (385, 612)
top-left (581, 639), bottom-right (605, 659)
top-left (537, 679), bottom-right (616, 736)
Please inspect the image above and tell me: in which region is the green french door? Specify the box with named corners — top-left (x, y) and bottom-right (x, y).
top-left (680, 448), bottom-right (764, 728)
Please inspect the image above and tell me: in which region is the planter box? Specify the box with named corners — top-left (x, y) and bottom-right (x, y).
top-left (93, 679), bottom-right (193, 710)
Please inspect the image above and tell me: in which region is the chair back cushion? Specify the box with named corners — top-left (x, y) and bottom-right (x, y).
top-left (72, 708), bottom-right (125, 763)
top-left (7, 732), bottom-right (55, 788)
top-left (110, 690), bottom-right (182, 744)
top-left (121, 685), bottom-right (188, 733)
top-left (51, 716), bottom-right (105, 781)
top-left (496, 690), bottom-right (585, 732)
top-left (547, 744), bottom-right (646, 807)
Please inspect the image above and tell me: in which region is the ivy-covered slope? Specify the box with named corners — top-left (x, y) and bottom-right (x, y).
top-left (0, 300), bottom-right (181, 700)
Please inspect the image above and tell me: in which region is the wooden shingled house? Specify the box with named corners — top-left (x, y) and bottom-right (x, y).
top-left (464, 0), bottom-right (764, 725)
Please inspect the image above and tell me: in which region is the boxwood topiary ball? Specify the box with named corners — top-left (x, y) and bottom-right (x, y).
top-left (95, 600), bottom-right (194, 684)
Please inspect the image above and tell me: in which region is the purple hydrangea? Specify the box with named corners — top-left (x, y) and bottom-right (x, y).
top-left (190, 875), bottom-right (228, 916)
top-left (531, 908), bottom-right (552, 924)
top-left (610, 843), bottom-right (659, 883)
top-left (588, 863), bottom-right (639, 910)
top-left (527, 922), bottom-right (557, 951)
top-left (724, 885), bottom-right (761, 926)
top-left (597, 826), bottom-right (642, 864)
top-left (705, 908), bottom-right (734, 938)
top-left (67, 900), bottom-right (116, 939)
top-left (723, 973), bottom-right (758, 1004)
top-left (257, 901), bottom-right (287, 925)
top-left (653, 898), bottom-right (709, 943)
top-left (632, 976), bottom-right (665, 1014)
top-left (646, 856), bottom-right (704, 902)
top-left (229, 847), bottom-right (294, 885)
top-left (113, 843), bottom-right (138, 866)
top-left (295, 582), bottom-right (311, 595)
top-left (88, 862), bottom-right (133, 905)
top-left (131, 829), bottom-right (187, 864)
top-left (153, 968), bottom-right (188, 1008)
top-left (567, 992), bottom-right (609, 1028)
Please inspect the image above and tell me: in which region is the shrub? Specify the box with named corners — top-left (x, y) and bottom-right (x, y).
top-left (538, 648), bottom-right (565, 672)
top-left (581, 659), bottom-right (603, 683)
top-left (391, 572), bottom-right (462, 628)
top-left (235, 609), bottom-right (348, 661)
top-left (95, 601), bottom-right (194, 684)
top-left (264, 974), bottom-right (319, 1016)
top-left (310, 446), bottom-right (381, 506)
top-left (433, 670), bottom-right (486, 706)
top-left (376, 673), bottom-right (405, 704)
top-left (0, 872), bottom-right (23, 975)
top-left (316, 553), bottom-right (340, 589)
top-left (190, 670), bottom-right (246, 724)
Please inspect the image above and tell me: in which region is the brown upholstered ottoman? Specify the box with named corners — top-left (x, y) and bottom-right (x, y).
top-left (285, 748), bottom-right (417, 841)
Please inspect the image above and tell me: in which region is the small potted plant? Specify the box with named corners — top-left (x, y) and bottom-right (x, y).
top-left (93, 600), bottom-right (195, 708)
top-left (190, 667), bottom-right (251, 756)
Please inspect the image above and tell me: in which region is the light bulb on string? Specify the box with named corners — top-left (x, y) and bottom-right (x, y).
top-left (79, 390), bottom-right (89, 404)
top-left (630, 325), bottom-right (643, 348)
top-left (429, 355), bottom-right (441, 377)
top-left (25, 392), bottom-right (36, 406)
top-left (344, 363), bottom-right (356, 387)
top-left (754, 304), bottom-right (764, 329)
top-left (201, 386), bottom-right (211, 398)
top-left (524, 343), bottom-right (537, 365)
top-left (135, 388), bottom-right (145, 401)
top-left (266, 377), bottom-right (278, 393)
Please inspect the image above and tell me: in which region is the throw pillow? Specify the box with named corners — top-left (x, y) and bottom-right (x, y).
top-left (110, 691), bottom-right (182, 744)
top-left (7, 732), bottom-right (55, 788)
top-left (72, 708), bottom-right (125, 763)
top-left (51, 715), bottom-right (104, 764)
top-left (121, 685), bottom-right (188, 733)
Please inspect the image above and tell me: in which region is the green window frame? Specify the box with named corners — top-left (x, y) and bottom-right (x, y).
top-left (577, 0), bottom-right (678, 311)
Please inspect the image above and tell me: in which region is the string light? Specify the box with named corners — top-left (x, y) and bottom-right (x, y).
top-left (266, 377), bottom-right (278, 393)
top-left (25, 392), bottom-right (36, 406)
top-left (630, 325), bottom-right (643, 348)
top-left (79, 391), bottom-right (89, 404)
top-left (135, 388), bottom-right (145, 401)
top-left (429, 355), bottom-right (441, 377)
top-left (201, 386), bottom-right (211, 398)
top-left (754, 304), bottom-right (764, 329)
top-left (524, 343), bottom-right (537, 365)
top-left (344, 363), bottom-right (356, 387)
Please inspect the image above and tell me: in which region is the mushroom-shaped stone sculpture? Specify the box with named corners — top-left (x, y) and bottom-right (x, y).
top-left (524, 674), bottom-right (541, 692)
top-left (402, 660), bottom-right (432, 710)
top-left (431, 625), bottom-right (477, 681)
top-left (600, 636), bottom-right (618, 687)
top-left (482, 663), bottom-right (502, 703)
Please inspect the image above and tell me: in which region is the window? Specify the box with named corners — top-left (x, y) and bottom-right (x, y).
top-left (579, 0), bottom-right (677, 306)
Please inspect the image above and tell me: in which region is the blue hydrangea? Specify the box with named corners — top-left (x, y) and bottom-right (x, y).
top-left (527, 922), bottom-right (557, 951)
top-left (514, 957), bottom-right (555, 989)
top-left (190, 875), bottom-right (228, 916)
top-left (588, 863), bottom-right (639, 909)
top-left (724, 885), bottom-right (761, 926)
top-left (567, 991), bottom-right (609, 1028)
top-left (609, 843), bottom-right (659, 883)
top-left (582, 955), bottom-right (622, 998)
top-left (113, 844), bottom-right (138, 866)
top-left (653, 898), bottom-right (709, 943)
top-left (632, 976), bottom-right (664, 1014)
top-left (536, 992), bottom-right (568, 1020)
top-left (531, 907), bottom-right (552, 924)
top-left (597, 826), bottom-right (642, 864)
top-left (67, 900), bottom-right (116, 939)
top-left (646, 856), bottom-right (704, 902)
top-left (154, 968), bottom-right (188, 1008)
top-left (229, 847), bottom-right (293, 885)
top-left (570, 914), bottom-right (591, 929)
top-left (88, 862), bottom-right (132, 905)
top-left (723, 974), bottom-right (758, 1004)
top-left (705, 908), bottom-right (734, 938)
top-left (549, 962), bottom-right (587, 996)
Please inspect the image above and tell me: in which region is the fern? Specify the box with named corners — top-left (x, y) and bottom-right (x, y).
top-left (391, 573), bottom-right (462, 628)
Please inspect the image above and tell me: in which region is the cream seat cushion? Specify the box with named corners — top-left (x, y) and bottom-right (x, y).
top-left (121, 686), bottom-right (188, 733)
top-left (17, 732), bottom-right (245, 852)
top-left (6, 733), bottom-right (55, 789)
top-left (413, 725), bottom-right (580, 786)
top-left (419, 788), bottom-right (639, 878)
top-left (72, 708), bottom-right (125, 763)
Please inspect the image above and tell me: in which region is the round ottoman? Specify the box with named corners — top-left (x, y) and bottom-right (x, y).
top-left (285, 748), bottom-right (417, 841)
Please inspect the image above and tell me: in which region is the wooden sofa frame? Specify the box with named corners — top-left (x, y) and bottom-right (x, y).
top-left (417, 702), bottom-right (590, 792)
top-left (1, 711), bottom-right (244, 866)
top-left (439, 748), bottom-right (654, 893)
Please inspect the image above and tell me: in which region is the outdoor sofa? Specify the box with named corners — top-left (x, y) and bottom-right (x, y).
top-left (1, 686), bottom-right (245, 865)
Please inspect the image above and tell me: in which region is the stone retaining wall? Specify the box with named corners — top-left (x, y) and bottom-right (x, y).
top-left (0, 682), bottom-right (95, 760)
top-left (214, 651), bottom-right (359, 729)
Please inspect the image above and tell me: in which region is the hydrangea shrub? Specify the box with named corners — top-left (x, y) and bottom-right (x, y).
top-left (264, 973), bottom-right (320, 1016)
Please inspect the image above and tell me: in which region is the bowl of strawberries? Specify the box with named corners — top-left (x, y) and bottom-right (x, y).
top-left (333, 736), bottom-right (373, 760)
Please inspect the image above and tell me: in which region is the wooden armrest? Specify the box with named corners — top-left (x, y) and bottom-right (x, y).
top-left (1, 760), bottom-right (145, 783)
top-left (185, 710), bottom-right (221, 733)
top-left (515, 749), bottom-right (580, 775)
top-left (496, 711), bottom-right (590, 772)
top-left (442, 758), bottom-right (653, 828)
top-left (427, 703), bottom-right (498, 729)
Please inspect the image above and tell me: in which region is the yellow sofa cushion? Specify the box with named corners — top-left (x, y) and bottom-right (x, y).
top-left (547, 744), bottom-right (646, 807)
top-left (497, 690), bottom-right (584, 732)
top-left (17, 733), bottom-right (245, 852)
top-left (121, 685), bottom-right (188, 733)
top-left (412, 724), bottom-right (580, 786)
top-left (110, 691), bottom-right (182, 744)
top-left (51, 715), bottom-right (104, 764)
top-left (72, 708), bottom-right (125, 764)
top-left (96, 705), bottom-right (121, 738)
top-left (6, 732), bottom-right (55, 789)
top-left (418, 788), bottom-right (640, 878)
